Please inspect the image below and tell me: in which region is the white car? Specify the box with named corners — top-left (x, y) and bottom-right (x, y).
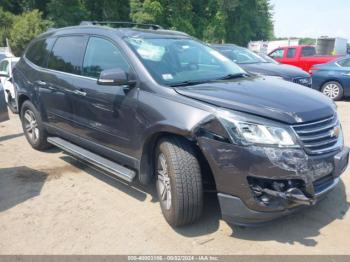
top-left (0, 57), bottom-right (20, 113)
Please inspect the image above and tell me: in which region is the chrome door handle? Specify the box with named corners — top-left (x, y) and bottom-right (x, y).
top-left (74, 90), bottom-right (87, 96)
top-left (341, 72), bottom-right (350, 76)
top-left (35, 80), bottom-right (47, 86)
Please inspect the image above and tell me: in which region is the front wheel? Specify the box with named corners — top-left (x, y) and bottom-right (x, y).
top-left (321, 81), bottom-right (344, 101)
top-left (155, 136), bottom-right (203, 227)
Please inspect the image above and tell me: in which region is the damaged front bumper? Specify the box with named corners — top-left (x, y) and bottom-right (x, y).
top-left (197, 137), bottom-right (349, 226)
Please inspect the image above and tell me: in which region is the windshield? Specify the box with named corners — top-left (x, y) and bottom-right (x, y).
top-left (258, 53), bottom-right (279, 64)
top-left (216, 46), bottom-right (267, 64)
top-left (124, 37), bottom-right (245, 86)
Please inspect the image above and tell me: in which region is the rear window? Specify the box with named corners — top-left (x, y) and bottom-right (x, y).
top-left (301, 47), bottom-right (316, 57)
top-left (26, 38), bottom-right (54, 67)
top-left (48, 36), bottom-right (87, 75)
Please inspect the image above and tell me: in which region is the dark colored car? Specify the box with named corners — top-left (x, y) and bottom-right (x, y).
top-left (212, 44), bottom-right (312, 87)
top-left (310, 56), bottom-right (350, 100)
top-left (0, 83), bottom-right (9, 122)
top-left (13, 23), bottom-right (349, 227)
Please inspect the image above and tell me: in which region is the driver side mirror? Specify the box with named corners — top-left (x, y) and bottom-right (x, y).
top-left (97, 68), bottom-right (134, 86)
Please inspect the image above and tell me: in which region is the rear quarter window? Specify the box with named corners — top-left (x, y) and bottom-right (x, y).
top-left (26, 38), bottom-right (55, 67)
top-left (48, 36), bottom-right (87, 75)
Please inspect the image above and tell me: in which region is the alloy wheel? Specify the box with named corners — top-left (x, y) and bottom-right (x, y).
top-left (323, 83), bottom-right (340, 99)
top-left (156, 153), bottom-right (172, 210)
top-left (23, 109), bottom-right (39, 143)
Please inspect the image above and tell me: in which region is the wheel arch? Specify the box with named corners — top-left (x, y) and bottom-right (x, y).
top-left (138, 129), bottom-right (216, 191)
top-left (17, 94), bottom-right (30, 113)
top-left (320, 79), bottom-right (343, 90)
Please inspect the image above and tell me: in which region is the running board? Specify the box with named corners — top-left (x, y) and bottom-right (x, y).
top-left (47, 137), bottom-right (136, 182)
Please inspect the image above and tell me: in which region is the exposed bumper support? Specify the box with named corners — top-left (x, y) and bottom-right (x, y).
top-left (218, 177), bottom-right (340, 226)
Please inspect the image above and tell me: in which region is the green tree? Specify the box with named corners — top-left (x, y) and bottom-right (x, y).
top-left (83, 0), bottom-right (130, 21)
top-left (130, 0), bottom-right (164, 24)
top-left (9, 9), bottom-right (53, 56)
top-left (47, 0), bottom-right (88, 27)
top-left (0, 7), bottom-right (15, 46)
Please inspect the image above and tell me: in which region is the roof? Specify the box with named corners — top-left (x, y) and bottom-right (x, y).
top-left (38, 24), bottom-right (190, 40)
top-left (211, 43), bottom-right (242, 49)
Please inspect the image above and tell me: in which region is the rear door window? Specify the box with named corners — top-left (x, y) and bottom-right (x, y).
top-left (301, 47), bottom-right (316, 57)
top-left (26, 38), bottom-right (55, 67)
top-left (286, 48), bottom-right (296, 58)
top-left (48, 36), bottom-right (87, 75)
top-left (82, 37), bottom-right (130, 78)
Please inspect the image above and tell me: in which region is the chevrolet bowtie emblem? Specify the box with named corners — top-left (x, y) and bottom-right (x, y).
top-left (330, 126), bottom-right (341, 138)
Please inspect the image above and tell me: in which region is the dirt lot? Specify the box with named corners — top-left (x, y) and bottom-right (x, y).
top-left (0, 101), bottom-right (349, 255)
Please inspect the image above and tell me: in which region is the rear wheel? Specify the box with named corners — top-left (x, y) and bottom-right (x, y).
top-left (321, 81), bottom-right (344, 101)
top-left (20, 100), bottom-right (51, 150)
top-left (155, 136), bottom-right (203, 227)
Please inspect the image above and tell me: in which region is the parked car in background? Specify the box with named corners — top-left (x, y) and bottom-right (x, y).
top-left (0, 57), bottom-right (20, 113)
top-left (0, 83), bottom-right (9, 122)
top-left (213, 44), bottom-right (311, 87)
top-left (269, 45), bottom-right (339, 73)
top-left (13, 23), bottom-right (349, 227)
top-left (310, 56), bottom-right (350, 100)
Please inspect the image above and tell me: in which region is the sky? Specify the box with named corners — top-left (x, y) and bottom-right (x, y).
top-left (270, 0), bottom-right (350, 40)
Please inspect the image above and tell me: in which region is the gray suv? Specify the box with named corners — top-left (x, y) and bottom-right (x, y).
top-left (13, 22), bottom-right (349, 227)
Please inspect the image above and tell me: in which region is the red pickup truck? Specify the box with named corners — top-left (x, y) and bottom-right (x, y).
top-left (268, 45), bottom-right (339, 73)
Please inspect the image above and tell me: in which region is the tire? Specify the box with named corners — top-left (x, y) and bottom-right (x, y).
top-left (6, 92), bottom-right (18, 114)
top-left (321, 81), bottom-right (344, 101)
top-left (20, 100), bottom-right (51, 150)
top-left (155, 136), bottom-right (203, 227)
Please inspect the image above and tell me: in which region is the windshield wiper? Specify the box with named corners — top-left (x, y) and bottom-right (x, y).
top-left (170, 80), bottom-right (210, 87)
top-left (217, 73), bottom-right (249, 80)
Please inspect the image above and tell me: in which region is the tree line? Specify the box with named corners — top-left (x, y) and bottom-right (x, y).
top-left (0, 0), bottom-right (274, 56)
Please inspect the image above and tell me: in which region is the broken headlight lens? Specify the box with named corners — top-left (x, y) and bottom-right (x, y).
top-left (217, 109), bottom-right (298, 147)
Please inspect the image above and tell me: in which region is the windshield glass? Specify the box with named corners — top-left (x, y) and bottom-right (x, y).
top-left (216, 46), bottom-right (267, 64)
top-left (258, 53), bottom-right (279, 64)
top-left (124, 37), bottom-right (245, 86)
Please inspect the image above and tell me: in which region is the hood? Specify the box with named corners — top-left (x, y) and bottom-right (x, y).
top-left (175, 76), bottom-right (335, 124)
top-left (240, 63), bottom-right (310, 79)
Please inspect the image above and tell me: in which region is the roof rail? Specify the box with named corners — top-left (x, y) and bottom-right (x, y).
top-left (79, 21), bottom-right (163, 30)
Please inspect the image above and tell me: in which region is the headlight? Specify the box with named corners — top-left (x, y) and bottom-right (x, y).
top-left (217, 109), bottom-right (298, 147)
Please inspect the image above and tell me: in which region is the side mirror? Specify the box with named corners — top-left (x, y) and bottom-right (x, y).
top-left (97, 68), bottom-right (132, 86)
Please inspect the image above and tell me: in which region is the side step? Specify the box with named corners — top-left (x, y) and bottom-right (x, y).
top-left (47, 137), bottom-right (136, 183)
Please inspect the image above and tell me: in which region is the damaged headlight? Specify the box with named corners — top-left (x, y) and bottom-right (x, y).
top-left (217, 109), bottom-right (299, 147)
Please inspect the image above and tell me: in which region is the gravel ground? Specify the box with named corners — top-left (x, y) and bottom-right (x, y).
top-left (0, 101), bottom-right (349, 255)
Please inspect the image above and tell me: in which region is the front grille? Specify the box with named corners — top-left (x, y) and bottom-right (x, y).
top-left (292, 77), bottom-right (312, 87)
top-left (292, 115), bottom-right (341, 155)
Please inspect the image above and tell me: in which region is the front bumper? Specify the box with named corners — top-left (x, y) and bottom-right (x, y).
top-left (218, 177), bottom-right (340, 226)
top-left (197, 137), bottom-right (349, 226)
